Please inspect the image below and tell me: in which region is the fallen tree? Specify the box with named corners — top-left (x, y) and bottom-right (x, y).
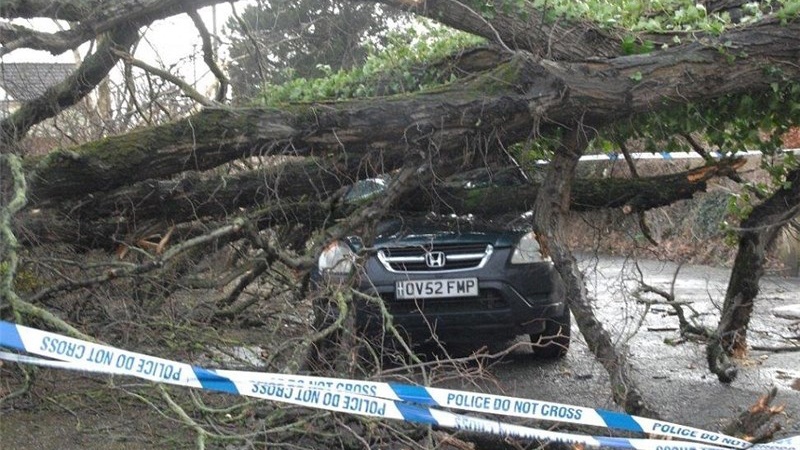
top-left (3, 1), bottom-right (800, 446)
top-left (23, 20), bottom-right (800, 205)
top-left (16, 157), bottom-right (744, 248)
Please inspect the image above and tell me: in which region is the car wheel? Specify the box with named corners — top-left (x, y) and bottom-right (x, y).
top-left (530, 308), bottom-right (571, 359)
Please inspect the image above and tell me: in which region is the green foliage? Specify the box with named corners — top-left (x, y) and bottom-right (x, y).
top-left (601, 77), bottom-right (800, 244)
top-left (466, 0), bottom-right (792, 55)
top-left (527, 0), bottom-right (792, 34)
top-left (777, 0), bottom-right (800, 21)
top-left (606, 74), bottom-right (800, 157)
top-left (506, 129), bottom-right (563, 169)
top-left (621, 35), bottom-right (655, 55)
top-left (258, 24), bottom-right (484, 104)
top-left (721, 191), bottom-right (756, 246)
top-left (527, 0), bottom-right (719, 32)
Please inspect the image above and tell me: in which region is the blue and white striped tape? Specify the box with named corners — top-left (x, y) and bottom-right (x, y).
top-left (545, 148), bottom-right (800, 164)
top-left (1, 320), bottom-right (797, 450)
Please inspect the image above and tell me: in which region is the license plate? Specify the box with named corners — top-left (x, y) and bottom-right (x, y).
top-left (395, 278), bottom-right (479, 299)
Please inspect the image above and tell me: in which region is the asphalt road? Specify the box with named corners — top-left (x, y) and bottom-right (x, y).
top-left (466, 256), bottom-right (800, 440)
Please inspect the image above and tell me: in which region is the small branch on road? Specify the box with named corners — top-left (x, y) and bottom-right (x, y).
top-left (26, 218), bottom-right (246, 306)
top-left (633, 262), bottom-right (714, 339)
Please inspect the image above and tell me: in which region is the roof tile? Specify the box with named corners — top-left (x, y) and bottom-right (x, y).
top-left (0, 62), bottom-right (75, 101)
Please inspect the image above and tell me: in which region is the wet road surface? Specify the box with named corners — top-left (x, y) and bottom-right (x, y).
top-left (478, 256), bottom-right (800, 439)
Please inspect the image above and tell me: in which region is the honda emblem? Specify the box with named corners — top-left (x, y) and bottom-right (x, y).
top-left (425, 251), bottom-right (446, 268)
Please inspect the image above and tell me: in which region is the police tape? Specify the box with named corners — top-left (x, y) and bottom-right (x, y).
top-left (568, 148), bottom-right (800, 163)
top-left (0, 349), bottom-right (755, 450)
top-left (0, 352), bottom-right (755, 450)
top-left (1, 320), bottom-right (797, 450)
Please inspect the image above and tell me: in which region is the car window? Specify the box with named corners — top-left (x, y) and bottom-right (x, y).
top-left (344, 178), bottom-right (387, 203)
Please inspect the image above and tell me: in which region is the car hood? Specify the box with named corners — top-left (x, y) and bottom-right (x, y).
top-left (369, 216), bottom-right (522, 249)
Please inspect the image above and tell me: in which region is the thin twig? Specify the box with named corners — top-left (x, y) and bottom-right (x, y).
top-left (111, 49), bottom-right (222, 107)
top-left (186, 8), bottom-right (229, 103)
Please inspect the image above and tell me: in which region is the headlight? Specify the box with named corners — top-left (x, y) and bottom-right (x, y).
top-left (318, 240), bottom-right (356, 274)
top-left (510, 231), bottom-right (551, 264)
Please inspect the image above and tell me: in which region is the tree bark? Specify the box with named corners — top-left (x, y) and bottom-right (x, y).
top-left (533, 125), bottom-right (658, 416)
top-left (707, 168), bottom-right (800, 383)
top-left (402, 160), bottom-right (741, 215)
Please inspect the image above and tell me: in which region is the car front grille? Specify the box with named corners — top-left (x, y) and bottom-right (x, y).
top-left (377, 243), bottom-right (493, 273)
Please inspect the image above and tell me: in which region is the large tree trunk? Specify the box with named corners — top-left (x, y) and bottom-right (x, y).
top-left (401, 160), bottom-right (742, 215)
top-left (22, 18), bottom-right (800, 206)
top-left (18, 157), bottom-right (736, 248)
top-left (533, 126), bottom-right (657, 416)
top-left (708, 168), bottom-right (800, 382)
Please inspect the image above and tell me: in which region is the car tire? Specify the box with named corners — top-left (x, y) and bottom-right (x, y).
top-left (530, 308), bottom-right (571, 359)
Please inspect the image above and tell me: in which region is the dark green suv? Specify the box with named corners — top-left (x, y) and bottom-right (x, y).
top-left (315, 215), bottom-right (570, 358)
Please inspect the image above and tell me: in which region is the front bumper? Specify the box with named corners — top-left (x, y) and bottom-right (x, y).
top-left (340, 247), bottom-right (566, 341)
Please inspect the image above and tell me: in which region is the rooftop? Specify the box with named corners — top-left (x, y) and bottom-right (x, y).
top-left (0, 62), bottom-right (75, 102)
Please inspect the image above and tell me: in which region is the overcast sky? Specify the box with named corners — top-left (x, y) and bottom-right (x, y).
top-left (2, 4), bottom-right (241, 91)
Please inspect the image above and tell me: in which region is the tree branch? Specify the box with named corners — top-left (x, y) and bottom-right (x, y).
top-left (1, 0), bottom-right (231, 55)
top-left (369, 0), bottom-right (623, 60)
top-left (186, 8), bottom-right (229, 103)
top-left (17, 157), bottom-right (736, 249)
top-left (533, 124), bottom-right (659, 417)
top-left (0, 23), bottom-right (140, 148)
top-left (111, 48), bottom-right (220, 107)
top-left (708, 168), bottom-right (800, 382)
top-left (0, 22), bottom-right (70, 55)
top-left (24, 218), bottom-right (247, 306)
